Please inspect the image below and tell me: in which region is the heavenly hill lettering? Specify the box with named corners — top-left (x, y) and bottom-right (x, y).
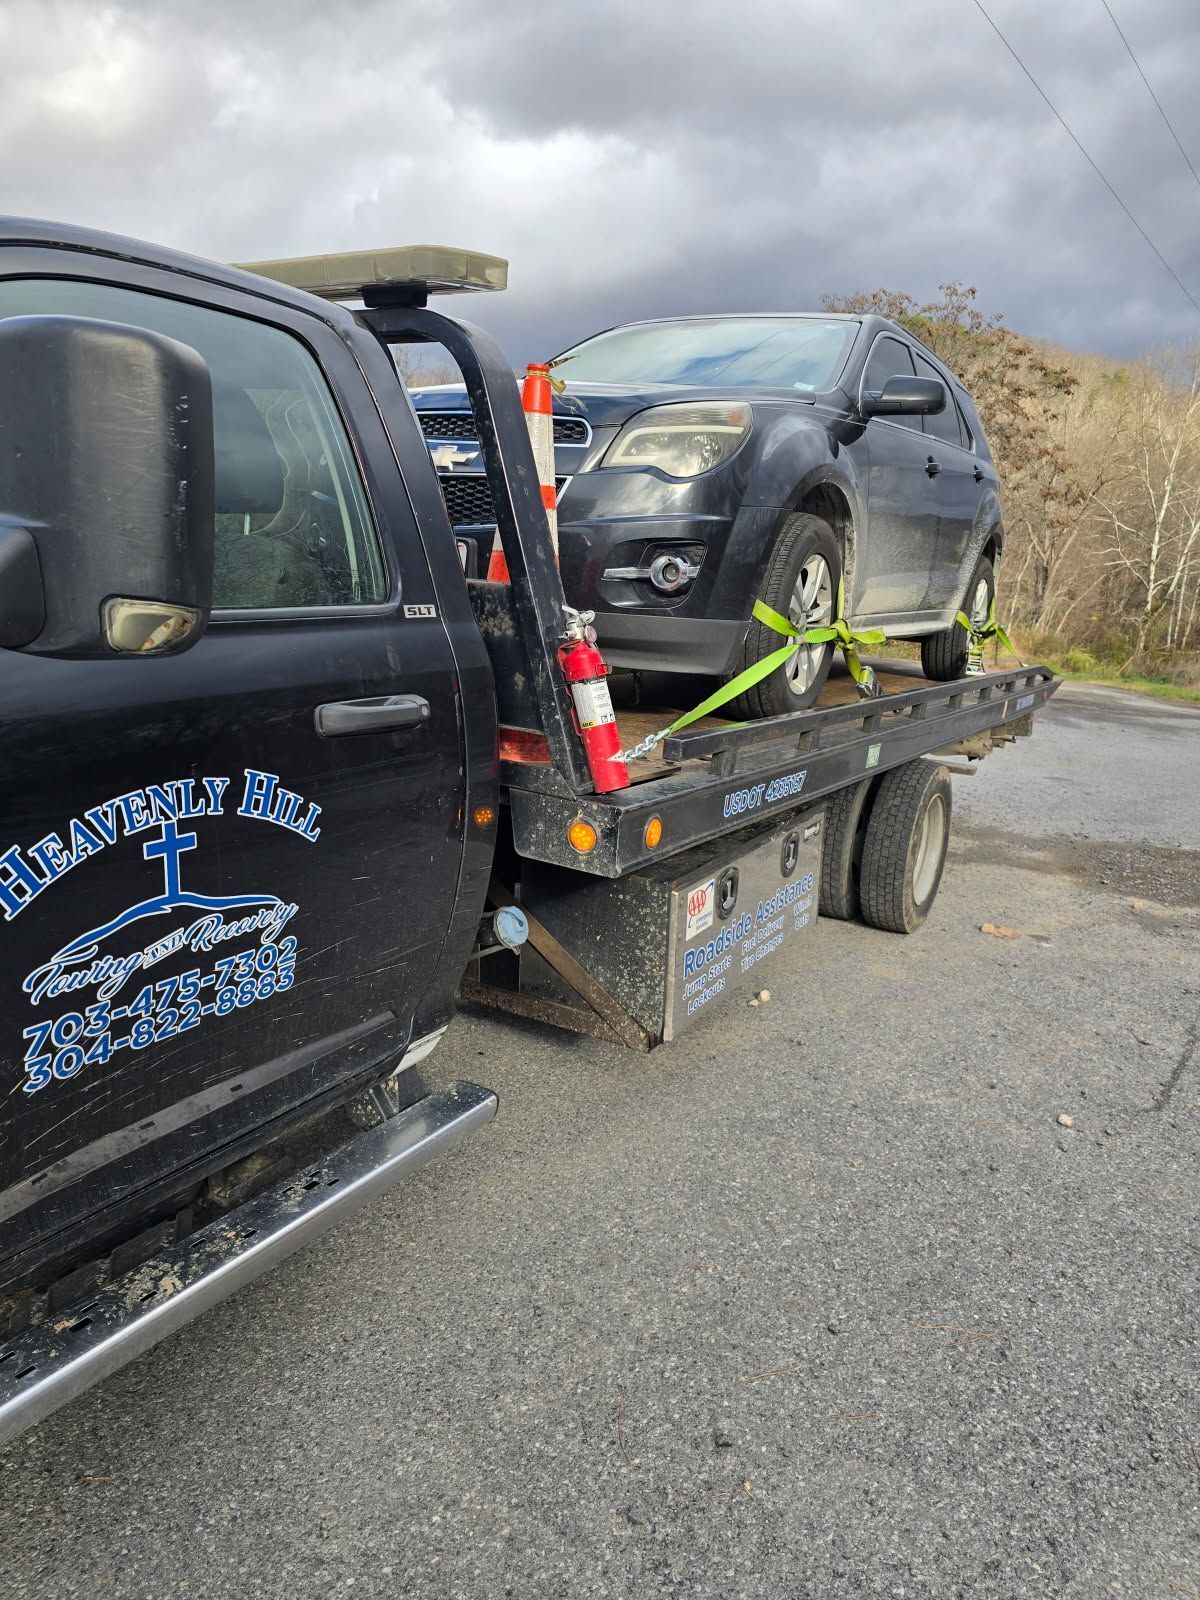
top-left (0, 769), bottom-right (321, 921)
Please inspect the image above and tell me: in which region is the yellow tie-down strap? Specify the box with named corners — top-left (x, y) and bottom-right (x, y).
top-left (956, 595), bottom-right (1024, 668)
top-left (612, 583), bottom-right (887, 765)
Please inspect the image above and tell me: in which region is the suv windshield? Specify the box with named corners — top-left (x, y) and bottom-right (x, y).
top-left (554, 317), bottom-right (858, 392)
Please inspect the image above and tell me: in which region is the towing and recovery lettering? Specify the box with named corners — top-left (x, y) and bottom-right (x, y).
top-left (2, 771), bottom-right (321, 1095)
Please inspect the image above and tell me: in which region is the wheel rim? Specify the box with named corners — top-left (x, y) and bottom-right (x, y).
top-left (912, 792), bottom-right (947, 904)
top-left (786, 554), bottom-right (834, 693)
top-left (969, 576), bottom-right (990, 626)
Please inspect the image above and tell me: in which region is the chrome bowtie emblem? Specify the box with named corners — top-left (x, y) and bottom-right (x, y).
top-left (429, 443), bottom-right (479, 471)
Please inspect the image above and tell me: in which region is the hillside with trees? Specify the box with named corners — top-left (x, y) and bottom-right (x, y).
top-left (823, 285), bottom-right (1200, 692)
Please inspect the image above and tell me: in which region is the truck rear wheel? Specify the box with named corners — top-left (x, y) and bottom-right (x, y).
top-left (818, 778), bottom-right (876, 921)
top-left (858, 761), bottom-right (952, 933)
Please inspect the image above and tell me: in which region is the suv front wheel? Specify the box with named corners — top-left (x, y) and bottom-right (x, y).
top-left (727, 513), bottom-right (842, 719)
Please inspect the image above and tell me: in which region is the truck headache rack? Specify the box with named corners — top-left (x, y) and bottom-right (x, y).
top-left (0, 1083), bottom-right (496, 1449)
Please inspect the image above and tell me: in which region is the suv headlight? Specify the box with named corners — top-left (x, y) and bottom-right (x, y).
top-left (602, 401), bottom-right (752, 478)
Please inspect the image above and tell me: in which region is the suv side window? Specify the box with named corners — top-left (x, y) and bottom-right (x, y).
top-left (954, 394), bottom-right (975, 450)
top-left (914, 352), bottom-right (963, 446)
top-left (0, 278), bottom-right (388, 610)
top-left (862, 336), bottom-right (921, 431)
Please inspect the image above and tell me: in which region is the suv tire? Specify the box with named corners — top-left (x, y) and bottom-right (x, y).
top-left (920, 555), bottom-right (995, 681)
top-left (727, 513), bottom-right (841, 719)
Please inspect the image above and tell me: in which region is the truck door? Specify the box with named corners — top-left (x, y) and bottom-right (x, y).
top-left (853, 334), bottom-right (939, 619)
top-left (0, 270), bottom-right (463, 1267)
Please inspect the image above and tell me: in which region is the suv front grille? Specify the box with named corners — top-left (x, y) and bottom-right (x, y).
top-left (419, 411), bottom-right (590, 445)
top-left (551, 416), bottom-right (589, 444)
top-left (440, 474), bottom-right (568, 527)
top-left (419, 411), bottom-right (478, 441)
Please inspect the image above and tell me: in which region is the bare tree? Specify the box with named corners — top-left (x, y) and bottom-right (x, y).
top-left (390, 341), bottom-right (459, 390)
top-left (1090, 348), bottom-right (1200, 660)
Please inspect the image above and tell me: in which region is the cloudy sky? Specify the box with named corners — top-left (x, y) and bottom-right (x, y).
top-left (3, 0), bottom-right (1200, 363)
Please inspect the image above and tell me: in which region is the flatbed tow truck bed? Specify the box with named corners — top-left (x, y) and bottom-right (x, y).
top-left (504, 658), bottom-right (1054, 879)
top-left (467, 656), bottom-right (1056, 1049)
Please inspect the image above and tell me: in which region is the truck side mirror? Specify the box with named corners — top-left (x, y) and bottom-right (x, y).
top-left (861, 374), bottom-right (946, 418)
top-left (0, 314), bottom-right (216, 658)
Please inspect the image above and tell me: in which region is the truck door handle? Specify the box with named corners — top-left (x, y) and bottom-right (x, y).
top-left (973, 466), bottom-right (985, 482)
top-left (314, 694), bottom-right (431, 737)
top-left (925, 457), bottom-right (942, 477)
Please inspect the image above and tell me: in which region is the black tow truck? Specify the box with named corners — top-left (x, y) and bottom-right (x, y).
top-left (0, 220), bottom-right (1058, 1444)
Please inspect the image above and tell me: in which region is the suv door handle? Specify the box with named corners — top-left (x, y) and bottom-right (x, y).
top-left (925, 457), bottom-right (942, 478)
top-left (973, 465), bottom-right (985, 482)
top-left (314, 694), bottom-right (431, 737)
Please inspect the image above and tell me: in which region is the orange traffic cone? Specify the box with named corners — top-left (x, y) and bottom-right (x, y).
top-left (522, 362), bottom-right (558, 558)
top-left (486, 362), bottom-right (558, 581)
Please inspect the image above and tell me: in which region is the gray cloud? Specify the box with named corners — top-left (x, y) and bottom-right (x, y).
top-left (2, 0), bottom-right (1199, 363)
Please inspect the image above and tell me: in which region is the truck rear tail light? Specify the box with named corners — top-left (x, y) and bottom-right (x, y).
top-left (499, 728), bottom-right (552, 764)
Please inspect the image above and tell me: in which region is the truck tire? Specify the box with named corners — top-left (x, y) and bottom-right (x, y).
top-left (858, 761), bottom-right (952, 934)
top-left (727, 513), bottom-right (841, 719)
top-left (818, 778), bottom-right (876, 921)
top-left (920, 555), bottom-right (995, 681)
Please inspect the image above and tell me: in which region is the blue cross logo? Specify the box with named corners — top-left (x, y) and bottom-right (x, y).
top-left (142, 820), bottom-right (198, 899)
top-left (24, 814), bottom-right (287, 994)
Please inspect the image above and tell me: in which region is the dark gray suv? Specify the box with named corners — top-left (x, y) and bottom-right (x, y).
top-left (413, 312), bottom-right (1002, 716)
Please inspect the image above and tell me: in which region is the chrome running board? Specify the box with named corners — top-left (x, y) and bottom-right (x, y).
top-left (0, 1081), bottom-right (497, 1447)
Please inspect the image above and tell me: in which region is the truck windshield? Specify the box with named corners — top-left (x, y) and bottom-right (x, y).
top-left (554, 317), bottom-right (858, 392)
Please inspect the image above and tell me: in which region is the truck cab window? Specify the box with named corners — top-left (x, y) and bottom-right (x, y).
top-left (0, 279), bottom-right (388, 609)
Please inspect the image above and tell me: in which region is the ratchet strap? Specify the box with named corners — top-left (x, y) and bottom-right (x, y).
top-left (752, 583), bottom-right (888, 698)
top-left (613, 582), bottom-right (887, 764)
top-left (956, 595), bottom-right (1024, 669)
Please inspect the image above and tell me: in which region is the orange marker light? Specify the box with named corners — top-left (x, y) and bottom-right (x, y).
top-left (643, 816), bottom-right (663, 849)
top-left (567, 818), bottom-right (598, 854)
top-left (473, 805), bottom-right (497, 828)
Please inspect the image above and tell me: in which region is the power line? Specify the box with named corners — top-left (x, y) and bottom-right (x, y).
top-left (1099, 0), bottom-right (1200, 197)
top-left (971, 0), bottom-right (1200, 319)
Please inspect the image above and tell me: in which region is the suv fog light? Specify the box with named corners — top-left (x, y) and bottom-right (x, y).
top-left (602, 544), bottom-right (704, 593)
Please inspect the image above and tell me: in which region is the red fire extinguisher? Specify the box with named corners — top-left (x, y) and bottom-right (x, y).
top-left (558, 608), bottom-right (630, 794)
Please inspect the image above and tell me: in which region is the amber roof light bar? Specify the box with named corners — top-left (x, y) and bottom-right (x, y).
top-left (235, 244), bottom-right (508, 305)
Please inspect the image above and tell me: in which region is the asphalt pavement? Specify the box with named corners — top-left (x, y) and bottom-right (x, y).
top-left (1, 682), bottom-right (1197, 1600)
